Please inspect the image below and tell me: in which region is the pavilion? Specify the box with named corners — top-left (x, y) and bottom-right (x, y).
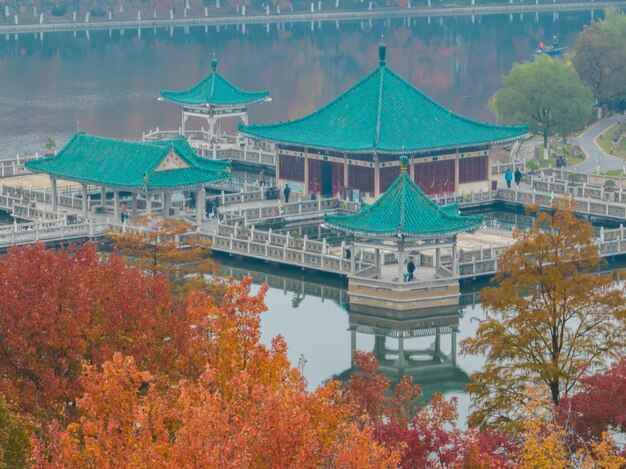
top-left (159, 56), bottom-right (270, 143)
top-left (324, 155), bottom-right (482, 311)
top-left (25, 131), bottom-right (230, 223)
top-left (240, 43), bottom-right (528, 200)
top-left (334, 304), bottom-right (469, 401)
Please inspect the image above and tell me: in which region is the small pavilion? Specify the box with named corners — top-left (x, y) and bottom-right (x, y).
top-left (241, 43), bottom-right (527, 200)
top-left (335, 304), bottom-right (469, 400)
top-left (159, 57), bottom-right (270, 143)
top-left (324, 155), bottom-right (482, 311)
top-left (25, 131), bottom-right (229, 223)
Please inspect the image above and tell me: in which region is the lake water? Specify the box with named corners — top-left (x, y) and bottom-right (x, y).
top-left (0, 9), bottom-right (601, 157)
top-left (0, 8), bottom-right (607, 423)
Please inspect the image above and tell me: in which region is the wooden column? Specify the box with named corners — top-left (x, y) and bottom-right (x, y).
top-left (350, 241), bottom-right (356, 276)
top-left (374, 247), bottom-right (380, 277)
top-left (195, 186), bottom-right (205, 223)
top-left (113, 190), bottom-right (120, 223)
top-left (410, 154), bottom-right (415, 180)
top-left (51, 177), bottom-right (58, 212)
top-left (81, 183), bottom-right (88, 219)
top-left (303, 148), bottom-right (309, 196)
top-left (275, 148), bottom-right (281, 187)
top-left (131, 192), bottom-right (138, 215)
top-left (487, 148), bottom-right (493, 191)
top-left (397, 237), bottom-right (405, 281)
top-left (451, 235), bottom-right (458, 276)
top-left (374, 156), bottom-right (380, 198)
top-left (164, 192), bottom-right (172, 216)
top-left (343, 154), bottom-right (349, 194)
top-left (146, 193), bottom-right (152, 216)
top-left (454, 149), bottom-right (460, 195)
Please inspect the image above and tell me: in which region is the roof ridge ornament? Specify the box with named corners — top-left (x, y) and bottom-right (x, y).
top-left (211, 52), bottom-right (218, 72)
top-left (379, 38), bottom-right (386, 67)
top-left (399, 154), bottom-right (408, 173)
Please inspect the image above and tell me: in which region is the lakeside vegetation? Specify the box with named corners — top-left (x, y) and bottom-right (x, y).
top-left (0, 204), bottom-right (624, 467)
top-left (597, 121), bottom-right (626, 158)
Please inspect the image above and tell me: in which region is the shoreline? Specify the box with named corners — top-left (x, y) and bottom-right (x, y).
top-left (1, 1), bottom-right (623, 35)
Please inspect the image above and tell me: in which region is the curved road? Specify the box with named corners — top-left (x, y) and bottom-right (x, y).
top-left (571, 115), bottom-right (624, 173)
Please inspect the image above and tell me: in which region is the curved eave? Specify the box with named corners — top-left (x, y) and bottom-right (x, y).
top-left (239, 126), bottom-right (529, 155)
top-left (160, 91), bottom-right (270, 108)
top-left (323, 220), bottom-right (484, 241)
top-left (26, 166), bottom-right (228, 192)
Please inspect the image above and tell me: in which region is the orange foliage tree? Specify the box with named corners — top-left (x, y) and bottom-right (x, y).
top-left (37, 279), bottom-right (401, 468)
top-left (107, 216), bottom-right (221, 298)
top-left (462, 199), bottom-right (626, 429)
top-left (0, 243), bottom-right (203, 421)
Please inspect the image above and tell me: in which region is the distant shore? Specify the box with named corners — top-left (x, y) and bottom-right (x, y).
top-left (1, 1), bottom-right (624, 35)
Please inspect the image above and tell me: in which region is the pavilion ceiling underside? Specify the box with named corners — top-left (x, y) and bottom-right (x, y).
top-left (241, 66), bottom-right (527, 154)
top-left (26, 132), bottom-right (229, 191)
top-left (160, 72), bottom-right (270, 107)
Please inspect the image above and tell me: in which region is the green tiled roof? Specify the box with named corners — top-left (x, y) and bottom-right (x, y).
top-left (160, 58), bottom-right (270, 108)
top-left (324, 157), bottom-right (482, 239)
top-left (26, 131), bottom-right (230, 191)
top-left (240, 46), bottom-right (527, 154)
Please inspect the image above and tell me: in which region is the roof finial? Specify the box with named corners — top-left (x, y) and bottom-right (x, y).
top-left (379, 35), bottom-right (387, 67)
top-left (211, 52), bottom-right (218, 72)
top-left (400, 155), bottom-right (408, 173)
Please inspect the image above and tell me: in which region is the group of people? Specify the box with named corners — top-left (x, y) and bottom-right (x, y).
top-left (505, 168), bottom-right (523, 189)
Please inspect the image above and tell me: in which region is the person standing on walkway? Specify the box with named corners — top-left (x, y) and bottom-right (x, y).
top-left (259, 169), bottom-right (266, 187)
top-left (284, 184), bottom-right (291, 203)
top-left (514, 168), bottom-right (522, 187)
top-left (120, 203), bottom-right (128, 224)
top-left (505, 168), bottom-right (513, 188)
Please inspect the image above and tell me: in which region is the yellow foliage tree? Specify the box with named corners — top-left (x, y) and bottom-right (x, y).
top-left (107, 216), bottom-right (221, 298)
top-left (462, 198), bottom-right (626, 429)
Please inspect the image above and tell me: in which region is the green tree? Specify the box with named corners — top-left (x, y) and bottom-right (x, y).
top-left (572, 9), bottom-right (626, 109)
top-left (490, 56), bottom-right (592, 151)
top-left (0, 395), bottom-right (31, 469)
top-left (462, 199), bottom-right (626, 430)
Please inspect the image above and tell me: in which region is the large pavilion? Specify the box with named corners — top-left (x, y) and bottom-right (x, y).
top-left (159, 57), bottom-right (270, 143)
top-left (240, 43), bottom-right (528, 200)
top-left (324, 155), bottom-right (482, 311)
top-left (25, 131), bottom-right (229, 223)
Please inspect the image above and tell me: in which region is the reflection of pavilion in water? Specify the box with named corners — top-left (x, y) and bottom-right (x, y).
top-left (334, 304), bottom-right (470, 400)
top-left (221, 262), bottom-right (474, 398)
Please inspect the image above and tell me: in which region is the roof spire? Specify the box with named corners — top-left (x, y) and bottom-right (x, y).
top-left (211, 52), bottom-right (218, 72)
top-left (379, 35), bottom-right (386, 67)
top-left (400, 155), bottom-right (408, 173)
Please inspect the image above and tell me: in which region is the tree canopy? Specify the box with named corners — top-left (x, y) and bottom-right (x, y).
top-left (462, 198), bottom-right (626, 430)
top-left (572, 9), bottom-right (626, 108)
top-left (490, 56), bottom-right (592, 147)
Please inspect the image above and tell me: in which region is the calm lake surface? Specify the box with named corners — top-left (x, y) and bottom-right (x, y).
top-left (0, 8), bottom-right (606, 423)
top-left (0, 9), bottom-right (602, 157)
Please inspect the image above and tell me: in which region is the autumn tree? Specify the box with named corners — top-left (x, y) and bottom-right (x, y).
top-left (0, 243), bottom-right (203, 421)
top-left (0, 394), bottom-right (31, 469)
top-left (572, 9), bottom-right (626, 109)
top-left (490, 56), bottom-right (592, 150)
top-left (344, 351), bottom-right (512, 468)
top-left (462, 198), bottom-right (626, 429)
top-left (107, 216), bottom-right (220, 298)
top-left (514, 387), bottom-right (624, 468)
top-left (558, 356), bottom-right (626, 447)
top-left (37, 280), bottom-right (401, 468)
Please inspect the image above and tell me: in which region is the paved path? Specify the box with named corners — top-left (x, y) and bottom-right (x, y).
top-left (571, 115), bottom-right (625, 173)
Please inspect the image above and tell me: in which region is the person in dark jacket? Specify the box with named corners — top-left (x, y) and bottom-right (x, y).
top-left (514, 168), bottom-right (522, 187)
top-left (284, 184), bottom-right (291, 203)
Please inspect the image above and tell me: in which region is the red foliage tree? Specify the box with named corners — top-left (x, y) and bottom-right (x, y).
top-left (0, 243), bottom-right (201, 420)
top-left (558, 356), bottom-right (626, 447)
